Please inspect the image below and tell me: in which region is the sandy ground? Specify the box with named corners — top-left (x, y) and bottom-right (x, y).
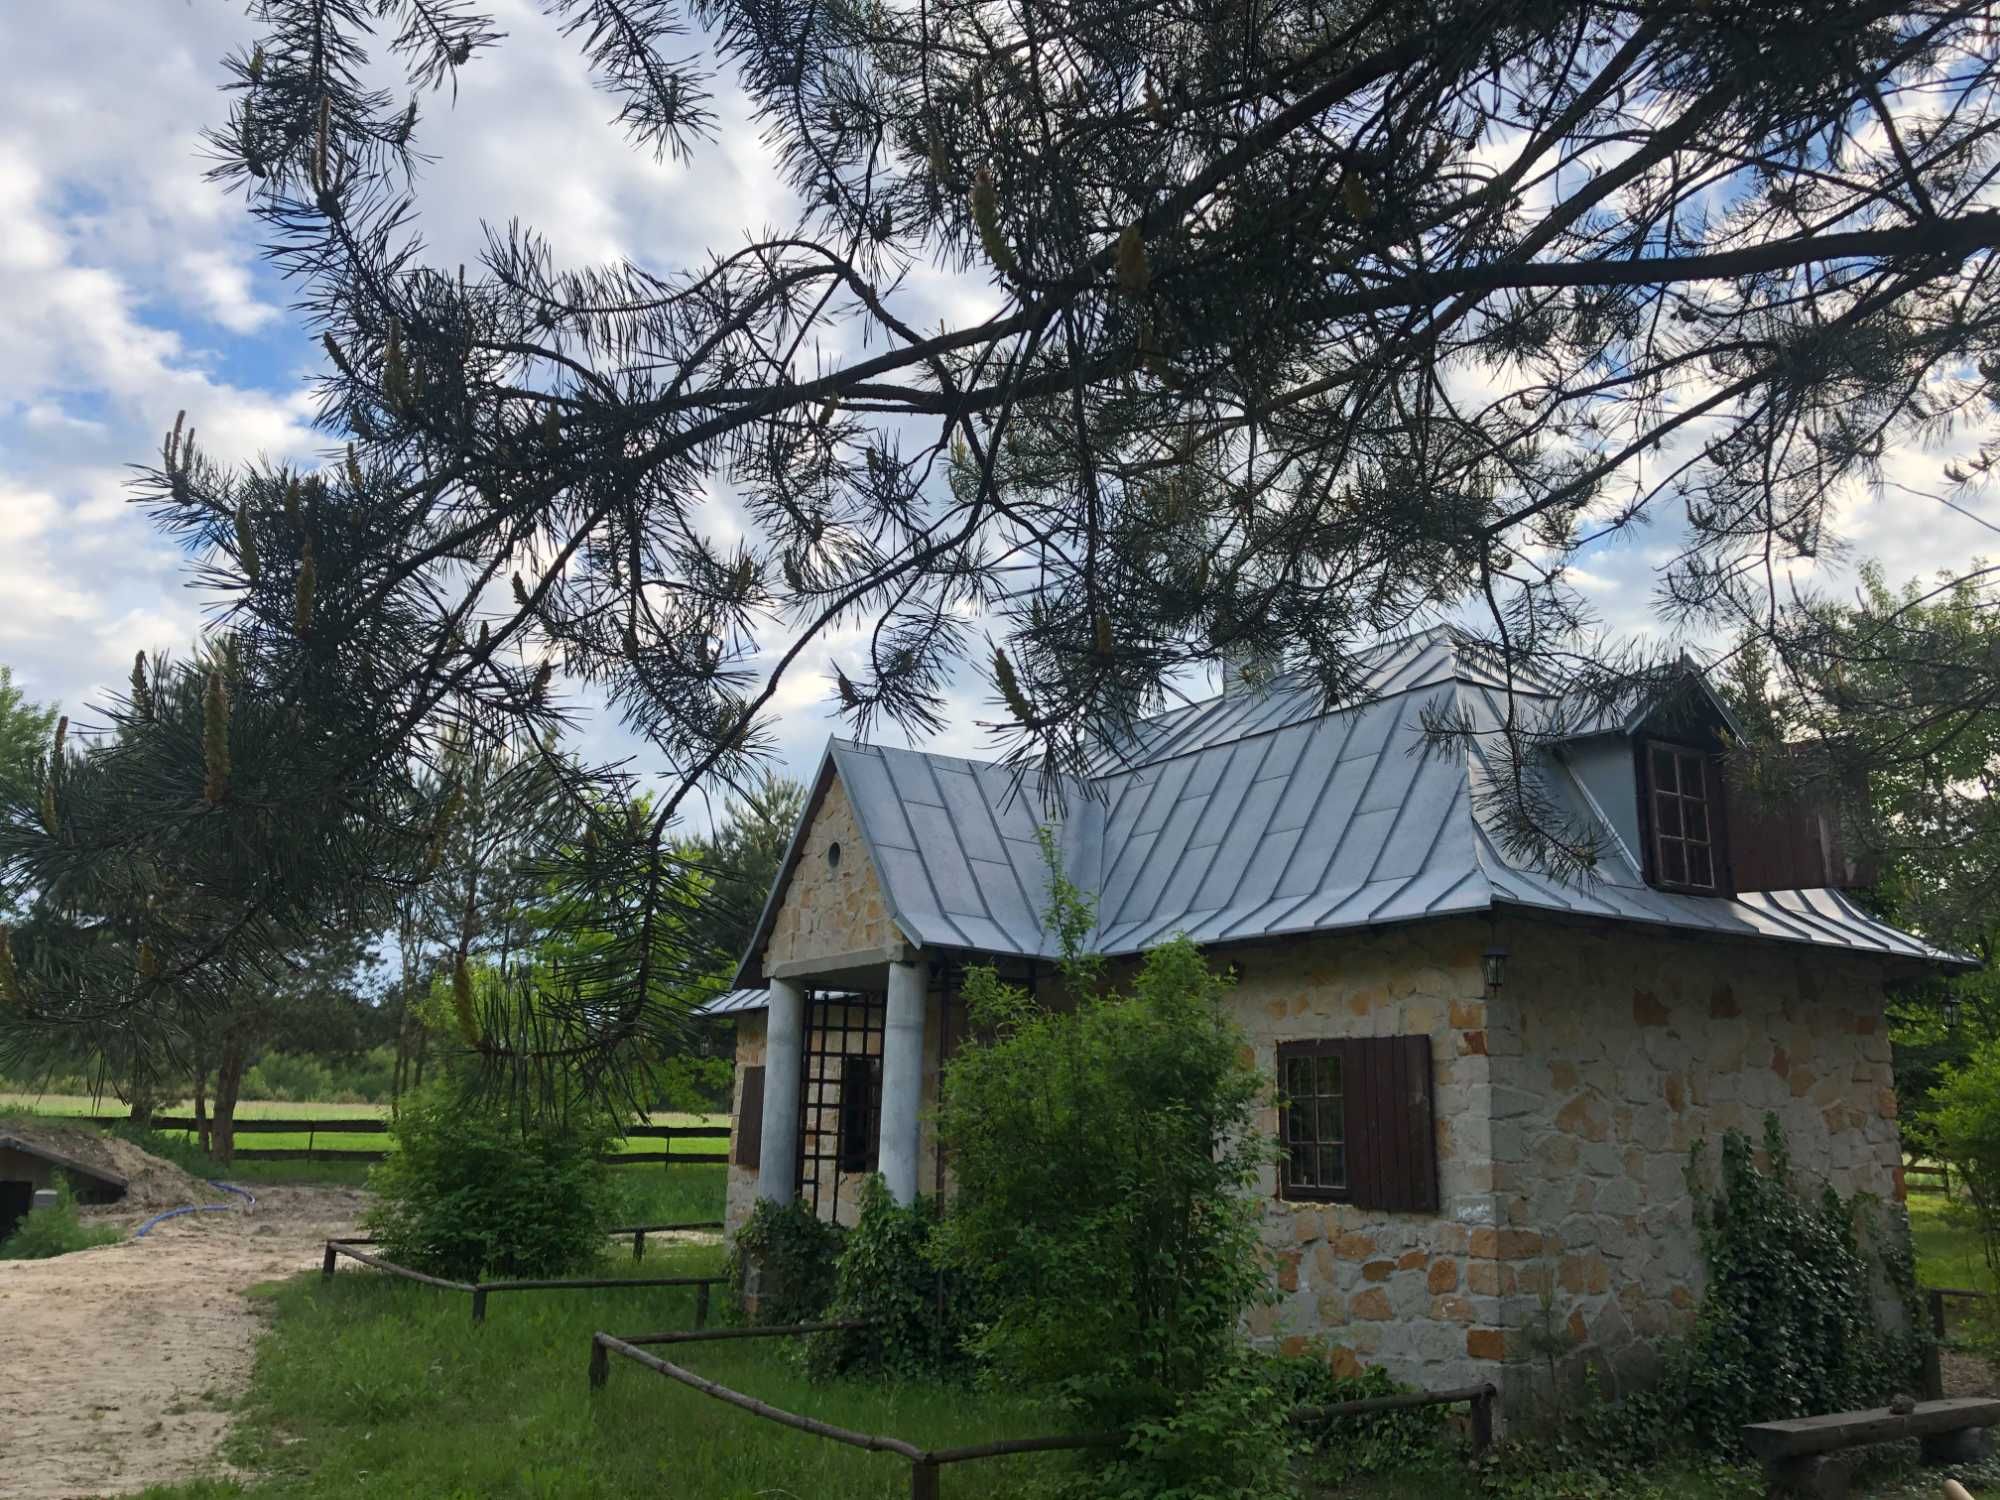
top-left (0, 1183), bottom-right (366, 1500)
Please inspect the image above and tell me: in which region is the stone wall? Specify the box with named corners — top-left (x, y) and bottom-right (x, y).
top-left (1484, 918), bottom-right (1905, 1405)
top-left (1232, 918), bottom-right (1505, 1393)
top-left (724, 1010), bottom-right (766, 1232)
top-left (762, 775), bottom-right (900, 970)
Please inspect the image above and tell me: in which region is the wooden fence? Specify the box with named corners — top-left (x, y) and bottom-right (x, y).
top-left (92, 1114), bottom-right (728, 1166)
top-left (322, 1223), bottom-right (728, 1324)
top-left (587, 1321), bottom-right (1499, 1498)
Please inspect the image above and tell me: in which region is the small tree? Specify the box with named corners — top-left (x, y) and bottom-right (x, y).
top-left (933, 843), bottom-right (1276, 1445)
top-left (1928, 1041), bottom-right (2000, 1278)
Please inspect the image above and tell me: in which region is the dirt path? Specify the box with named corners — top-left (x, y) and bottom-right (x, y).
top-left (0, 1184), bottom-right (366, 1499)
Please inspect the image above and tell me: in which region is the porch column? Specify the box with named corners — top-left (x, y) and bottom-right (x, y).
top-left (757, 977), bottom-right (806, 1204)
top-left (878, 958), bottom-right (927, 1204)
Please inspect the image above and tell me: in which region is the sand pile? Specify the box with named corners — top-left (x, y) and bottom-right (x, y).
top-left (0, 1119), bottom-right (213, 1213)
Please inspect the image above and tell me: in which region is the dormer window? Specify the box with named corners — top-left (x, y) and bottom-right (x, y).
top-left (1641, 741), bottom-right (1726, 894)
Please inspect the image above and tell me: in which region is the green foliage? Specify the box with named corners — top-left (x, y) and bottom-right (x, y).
top-left (807, 1176), bottom-right (972, 1381)
top-left (1925, 1036), bottom-right (2000, 1281)
top-left (0, 1179), bottom-right (122, 1260)
top-left (240, 1045), bottom-right (397, 1104)
top-left (934, 933), bottom-right (1272, 1433)
top-left (1674, 1115), bottom-right (1922, 1452)
top-left (109, 1119), bottom-right (217, 1179)
top-left (1087, 1351), bottom-right (1293, 1500)
top-left (726, 1194), bottom-right (845, 1326)
top-left (363, 1083), bottom-right (618, 1279)
top-left (1265, 1352), bottom-right (1450, 1484)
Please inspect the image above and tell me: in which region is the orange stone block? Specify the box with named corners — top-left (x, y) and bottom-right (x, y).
top-left (1632, 990), bottom-right (1670, 1027)
top-left (1449, 999), bottom-right (1486, 1029)
top-left (1427, 1259), bottom-right (1460, 1294)
top-left (1333, 1231), bottom-right (1377, 1259)
top-left (1465, 1327), bottom-right (1507, 1360)
top-left (1361, 1259), bottom-right (1395, 1282)
top-left (1350, 1288), bottom-right (1393, 1320)
top-left (1397, 1249), bottom-right (1428, 1271)
top-left (1458, 1030), bottom-right (1488, 1056)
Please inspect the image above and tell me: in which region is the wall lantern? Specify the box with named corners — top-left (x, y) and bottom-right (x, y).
top-left (1944, 993), bottom-right (1961, 1032)
top-left (1481, 947), bottom-right (1508, 993)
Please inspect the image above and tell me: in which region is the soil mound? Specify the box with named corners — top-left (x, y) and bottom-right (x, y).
top-left (0, 1118), bottom-right (213, 1213)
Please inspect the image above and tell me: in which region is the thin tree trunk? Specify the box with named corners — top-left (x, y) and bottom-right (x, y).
top-left (193, 1068), bottom-right (210, 1156)
top-left (211, 1044), bottom-right (247, 1166)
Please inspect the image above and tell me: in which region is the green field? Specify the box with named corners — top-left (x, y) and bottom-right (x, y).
top-left (0, 1092), bottom-right (725, 1162)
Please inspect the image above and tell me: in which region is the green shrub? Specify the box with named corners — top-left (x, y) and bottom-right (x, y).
top-left (1674, 1115), bottom-right (1921, 1452)
top-left (1265, 1351), bottom-right (1450, 1481)
top-left (726, 1195), bottom-right (844, 1326)
top-left (1927, 1036), bottom-right (2000, 1278)
top-left (807, 1176), bottom-right (972, 1381)
top-left (0, 1180), bottom-right (123, 1259)
top-left (933, 932), bottom-right (1273, 1431)
top-left (1088, 1351), bottom-right (1293, 1500)
top-left (362, 1085), bottom-right (618, 1280)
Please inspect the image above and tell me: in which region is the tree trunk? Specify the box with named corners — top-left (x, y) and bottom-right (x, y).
top-left (125, 1082), bottom-right (160, 1130)
top-left (211, 1044), bottom-right (247, 1166)
top-left (193, 1068), bottom-right (211, 1156)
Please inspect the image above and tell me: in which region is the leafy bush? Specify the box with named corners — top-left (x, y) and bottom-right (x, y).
top-left (726, 1195), bottom-right (844, 1326)
top-left (1090, 1351), bottom-right (1294, 1500)
top-left (806, 1176), bottom-right (972, 1381)
top-left (0, 1179), bottom-right (123, 1259)
top-left (363, 1084), bottom-right (618, 1280)
top-left (933, 932), bottom-right (1273, 1431)
top-left (1927, 1036), bottom-right (2000, 1277)
top-left (1266, 1350), bottom-right (1449, 1482)
top-left (1673, 1115), bottom-right (1921, 1452)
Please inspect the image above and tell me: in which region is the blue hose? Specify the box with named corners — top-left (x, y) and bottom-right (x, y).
top-left (132, 1180), bottom-right (257, 1239)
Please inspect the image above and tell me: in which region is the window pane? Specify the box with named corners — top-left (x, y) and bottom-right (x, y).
top-left (1686, 844), bottom-right (1713, 889)
top-left (1321, 1145), bottom-right (1345, 1189)
top-left (1285, 1057), bottom-right (1311, 1103)
top-left (1315, 1097), bottom-right (1340, 1141)
top-left (1652, 746), bottom-right (1678, 791)
top-left (1659, 839), bottom-right (1687, 885)
top-left (1679, 753), bottom-right (1706, 798)
top-left (1655, 795), bottom-right (1682, 837)
top-left (1289, 1146), bottom-right (1312, 1185)
top-left (1317, 1055), bottom-right (1341, 1098)
top-left (1685, 802), bottom-right (1708, 842)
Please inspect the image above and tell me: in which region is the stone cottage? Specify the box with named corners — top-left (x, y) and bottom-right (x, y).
top-left (703, 629), bottom-right (1960, 1403)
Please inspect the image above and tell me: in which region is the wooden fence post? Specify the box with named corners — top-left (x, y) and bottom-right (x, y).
top-left (589, 1336), bottom-right (610, 1392)
top-left (1931, 1289), bottom-right (1950, 1341)
top-left (633, 1229), bottom-right (645, 1262)
top-left (908, 1457), bottom-right (939, 1500)
top-left (322, 1243), bottom-right (338, 1279)
top-left (1470, 1384), bottom-right (1496, 1456)
top-left (696, 1282), bottom-right (711, 1330)
top-left (471, 1287), bottom-right (489, 1325)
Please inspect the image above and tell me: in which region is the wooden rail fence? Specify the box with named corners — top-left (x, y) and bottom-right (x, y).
top-left (588, 1323), bottom-right (1499, 1498)
top-left (92, 1114), bottom-right (728, 1165)
top-left (321, 1223), bottom-right (728, 1324)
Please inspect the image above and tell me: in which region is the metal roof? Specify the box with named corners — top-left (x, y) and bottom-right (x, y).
top-left (728, 630), bottom-right (1965, 989)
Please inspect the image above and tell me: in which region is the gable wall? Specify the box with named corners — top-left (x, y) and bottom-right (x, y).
top-left (1484, 919), bottom-right (1906, 1409)
top-left (723, 1012), bottom-right (767, 1232)
top-left (761, 774), bottom-right (901, 971)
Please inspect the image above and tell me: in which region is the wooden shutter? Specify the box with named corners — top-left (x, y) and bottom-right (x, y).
top-left (1341, 1035), bottom-right (1438, 1213)
top-left (734, 1065), bottom-right (765, 1169)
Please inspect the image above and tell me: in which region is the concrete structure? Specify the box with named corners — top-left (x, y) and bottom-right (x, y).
top-left (0, 1135), bottom-right (128, 1239)
top-left (703, 629), bottom-right (1959, 1401)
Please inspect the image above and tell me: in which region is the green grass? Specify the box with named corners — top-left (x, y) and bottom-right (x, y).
top-left (139, 1240), bottom-right (1074, 1500)
top-left (1908, 1190), bottom-right (1995, 1294)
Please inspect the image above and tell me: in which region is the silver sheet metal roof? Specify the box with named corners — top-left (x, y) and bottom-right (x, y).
top-left (729, 629), bottom-right (1963, 991)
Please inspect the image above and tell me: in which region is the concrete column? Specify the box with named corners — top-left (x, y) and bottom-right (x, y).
top-left (757, 977), bottom-right (806, 1204)
top-left (878, 959), bottom-right (928, 1204)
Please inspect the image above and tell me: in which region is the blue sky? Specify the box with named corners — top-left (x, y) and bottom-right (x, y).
top-left (6, 4), bottom-right (2000, 832)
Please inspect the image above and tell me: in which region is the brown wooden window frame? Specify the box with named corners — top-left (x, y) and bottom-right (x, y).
top-left (1637, 738), bottom-right (1731, 896)
top-left (1277, 1035), bottom-right (1437, 1213)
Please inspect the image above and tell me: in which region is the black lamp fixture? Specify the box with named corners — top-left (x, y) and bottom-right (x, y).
top-left (1481, 946), bottom-right (1508, 993)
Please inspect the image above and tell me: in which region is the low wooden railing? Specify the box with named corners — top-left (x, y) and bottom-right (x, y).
top-left (588, 1323), bottom-right (1499, 1497)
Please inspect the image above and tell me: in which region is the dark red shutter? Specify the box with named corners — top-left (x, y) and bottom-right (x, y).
top-left (1340, 1036), bottom-right (1438, 1213)
top-left (734, 1065), bottom-right (765, 1169)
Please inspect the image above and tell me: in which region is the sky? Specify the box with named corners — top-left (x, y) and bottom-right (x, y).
top-left (5, 3), bottom-right (2000, 833)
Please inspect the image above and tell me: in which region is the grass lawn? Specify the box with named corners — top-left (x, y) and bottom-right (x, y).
top-left (1908, 1189), bottom-right (1994, 1294)
top-left (138, 1239), bottom-right (1079, 1500)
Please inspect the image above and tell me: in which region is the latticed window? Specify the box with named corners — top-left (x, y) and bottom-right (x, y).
top-left (1276, 1036), bottom-right (1437, 1211)
top-left (1279, 1044), bottom-right (1346, 1198)
top-left (1647, 742), bottom-right (1718, 892)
